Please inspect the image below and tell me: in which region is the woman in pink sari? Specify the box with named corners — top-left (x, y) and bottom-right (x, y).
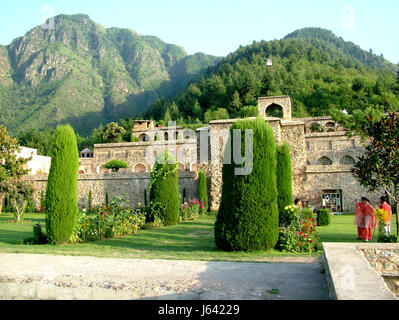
top-left (355, 197), bottom-right (376, 242)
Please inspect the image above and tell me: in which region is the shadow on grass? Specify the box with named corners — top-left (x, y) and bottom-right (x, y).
top-left (0, 229), bottom-right (32, 244)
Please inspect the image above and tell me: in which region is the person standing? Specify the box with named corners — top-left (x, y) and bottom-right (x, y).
top-left (355, 197), bottom-right (376, 242)
top-left (379, 196), bottom-right (392, 234)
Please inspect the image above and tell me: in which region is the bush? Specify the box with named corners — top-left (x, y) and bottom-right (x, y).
top-left (215, 117), bottom-right (279, 251)
top-left (198, 171), bottom-right (208, 215)
top-left (149, 150), bottom-right (179, 226)
top-left (75, 195), bottom-right (146, 243)
top-left (130, 134), bottom-right (139, 142)
top-left (20, 223), bottom-right (48, 245)
top-left (104, 160), bottom-right (129, 172)
top-left (179, 199), bottom-right (205, 222)
top-left (45, 125), bottom-right (79, 244)
top-left (377, 233), bottom-right (397, 243)
top-left (317, 209), bottom-right (331, 226)
top-left (280, 205), bottom-right (301, 228)
top-left (276, 143), bottom-right (293, 226)
top-left (302, 208), bottom-right (316, 222)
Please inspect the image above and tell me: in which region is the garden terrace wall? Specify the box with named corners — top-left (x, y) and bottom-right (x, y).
top-left (24, 172), bottom-right (198, 210)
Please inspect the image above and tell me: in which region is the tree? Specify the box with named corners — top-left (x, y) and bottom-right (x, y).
top-left (149, 150), bottom-right (179, 226)
top-left (204, 108), bottom-right (230, 123)
top-left (2, 178), bottom-right (33, 222)
top-left (198, 170), bottom-right (208, 214)
top-left (215, 117), bottom-right (279, 251)
top-left (130, 134), bottom-right (139, 142)
top-left (0, 125), bottom-right (30, 214)
top-left (104, 160), bottom-right (129, 172)
top-left (45, 125), bottom-right (79, 244)
top-left (101, 122), bottom-right (126, 143)
top-left (17, 128), bottom-right (54, 156)
top-left (164, 108), bottom-right (172, 125)
top-left (276, 143), bottom-right (293, 226)
top-left (350, 112), bottom-right (399, 236)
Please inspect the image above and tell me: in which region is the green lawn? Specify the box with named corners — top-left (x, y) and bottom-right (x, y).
top-left (317, 213), bottom-right (397, 243)
top-left (0, 212), bottom-right (396, 261)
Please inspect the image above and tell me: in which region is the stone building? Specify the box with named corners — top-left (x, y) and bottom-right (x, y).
top-left (27, 95), bottom-right (379, 212)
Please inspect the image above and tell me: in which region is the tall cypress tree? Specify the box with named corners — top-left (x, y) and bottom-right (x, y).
top-left (276, 143), bottom-right (293, 226)
top-left (215, 117), bottom-right (279, 251)
top-left (198, 170), bottom-right (208, 214)
top-left (149, 150), bottom-right (179, 226)
top-left (45, 125), bottom-right (79, 244)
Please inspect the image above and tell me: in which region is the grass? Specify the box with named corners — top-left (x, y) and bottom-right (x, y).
top-left (317, 213), bottom-right (397, 243)
top-left (0, 212), bottom-right (396, 261)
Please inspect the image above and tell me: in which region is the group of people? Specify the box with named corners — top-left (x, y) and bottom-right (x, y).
top-left (355, 196), bottom-right (392, 242)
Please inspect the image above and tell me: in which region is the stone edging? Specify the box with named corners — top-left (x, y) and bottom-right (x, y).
top-left (323, 242), bottom-right (398, 300)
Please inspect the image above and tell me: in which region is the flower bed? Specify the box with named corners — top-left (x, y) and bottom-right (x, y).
top-left (72, 196), bottom-right (146, 243)
top-left (179, 198), bottom-right (205, 222)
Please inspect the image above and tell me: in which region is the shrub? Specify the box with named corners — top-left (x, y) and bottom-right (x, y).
top-left (317, 209), bottom-right (331, 226)
top-left (302, 208), bottom-right (316, 222)
top-left (149, 150), bottom-right (179, 226)
top-left (276, 143), bottom-right (293, 225)
top-left (280, 205), bottom-right (301, 229)
top-left (20, 223), bottom-right (48, 245)
top-left (40, 190), bottom-right (45, 213)
top-left (105, 191), bottom-right (109, 207)
top-left (76, 195), bottom-right (146, 243)
top-left (104, 160), bottom-right (129, 172)
top-left (198, 171), bottom-right (208, 215)
top-left (45, 125), bottom-right (79, 244)
top-left (179, 198), bottom-right (204, 222)
top-left (276, 218), bottom-right (320, 252)
top-left (130, 134), bottom-right (139, 142)
top-left (215, 117), bottom-right (279, 251)
top-left (88, 190), bottom-right (93, 212)
top-left (377, 233), bottom-right (397, 243)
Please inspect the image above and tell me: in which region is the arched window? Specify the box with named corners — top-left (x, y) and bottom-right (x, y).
top-left (325, 122), bottom-right (335, 132)
top-left (134, 164), bottom-right (147, 173)
top-left (164, 132), bottom-right (169, 141)
top-left (174, 131), bottom-right (179, 140)
top-left (265, 103), bottom-right (284, 118)
top-left (340, 155), bottom-right (355, 165)
top-left (138, 134), bottom-right (150, 142)
top-left (317, 156), bottom-right (333, 165)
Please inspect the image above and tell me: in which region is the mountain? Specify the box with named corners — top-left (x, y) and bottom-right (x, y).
top-left (145, 27), bottom-right (398, 122)
top-left (0, 14), bottom-right (220, 135)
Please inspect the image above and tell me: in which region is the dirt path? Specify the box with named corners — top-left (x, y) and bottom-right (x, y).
top-left (0, 253), bottom-right (329, 300)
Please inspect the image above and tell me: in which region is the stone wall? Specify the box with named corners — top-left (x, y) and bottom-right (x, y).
top-left (26, 172), bottom-right (198, 210)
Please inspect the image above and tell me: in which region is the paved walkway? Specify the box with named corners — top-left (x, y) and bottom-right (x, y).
top-left (0, 253), bottom-right (329, 300)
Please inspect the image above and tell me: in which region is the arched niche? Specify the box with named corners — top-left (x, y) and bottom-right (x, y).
top-left (134, 164), bottom-right (147, 173)
top-left (317, 156), bottom-right (333, 165)
top-left (340, 155), bottom-right (355, 165)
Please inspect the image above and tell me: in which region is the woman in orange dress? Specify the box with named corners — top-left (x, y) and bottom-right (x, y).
top-left (355, 197), bottom-right (376, 242)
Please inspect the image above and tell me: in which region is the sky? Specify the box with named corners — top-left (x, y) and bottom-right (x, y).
top-left (0, 0), bottom-right (397, 63)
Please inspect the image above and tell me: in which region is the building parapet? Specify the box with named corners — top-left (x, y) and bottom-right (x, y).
top-left (305, 164), bottom-right (353, 174)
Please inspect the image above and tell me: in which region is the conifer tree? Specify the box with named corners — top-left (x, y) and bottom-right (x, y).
top-left (45, 125), bottom-right (79, 244)
top-left (215, 117), bottom-right (279, 251)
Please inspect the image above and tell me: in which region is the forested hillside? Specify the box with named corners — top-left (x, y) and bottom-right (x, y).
top-left (145, 27), bottom-right (398, 123)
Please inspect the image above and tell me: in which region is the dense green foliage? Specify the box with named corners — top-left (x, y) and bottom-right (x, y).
top-left (104, 160), bottom-right (129, 172)
top-left (145, 28), bottom-right (398, 124)
top-left (317, 209), bottom-right (331, 226)
top-left (276, 143), bottom-right (293, 226)
top-left (198, 170), bottom-right (208, 214)
top-left (45, 125), bottom-right (79, 244)
top-left (149, 150), bottom-right (179, 226)
top-left (215, 117), bottom-right (279, 251)
top-left (0, 14), bottom-right (219, 136)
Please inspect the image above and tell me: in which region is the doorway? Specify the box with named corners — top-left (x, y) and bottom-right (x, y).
top-left (322, 189), bottom-right (343, 212)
